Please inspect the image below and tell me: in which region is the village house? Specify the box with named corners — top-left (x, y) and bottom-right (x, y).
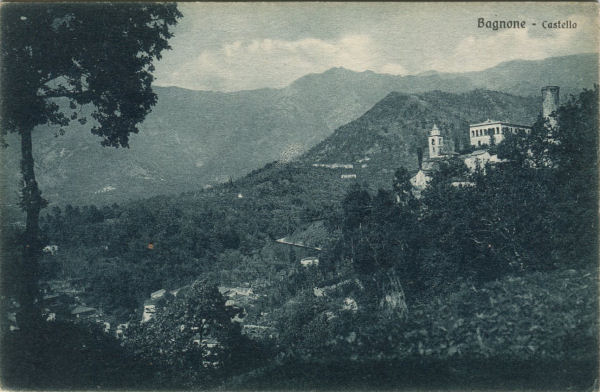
top-left (142, 298), bottom-right (158, 323)
top-left (141, 287), bottom-right (183, 322)
top-left (300, 257), bottom-right (319, 267)
top-left (115, 323), bottom-right (129, 339)
top-left (462, 150), bottom-right (506, 171)
top-left (42, 244), bottom-right (59, 255)
top-left (71, 305), bottom-right (97, 319)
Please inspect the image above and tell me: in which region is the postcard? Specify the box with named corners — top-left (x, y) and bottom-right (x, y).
top-left (0, 2), bottom-right (598, 390)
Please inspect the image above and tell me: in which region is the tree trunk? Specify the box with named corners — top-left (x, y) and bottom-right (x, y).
top-left (18, 128), bottom-right (45, 327)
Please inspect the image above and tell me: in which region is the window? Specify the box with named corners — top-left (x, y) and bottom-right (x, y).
top-left (432, 147), bottom-right (435, 153)
top-left (471, 130), bottom-right (475, 137)
top-left (478, 141), bottom-right (481, 146)
top-left (431, 139), bottom-right (435, 145)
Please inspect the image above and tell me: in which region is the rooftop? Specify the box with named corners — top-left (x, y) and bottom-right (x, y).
top-left (143, 298), bottom-right (159, 306)
top-left (71, 306), bottom-right (96, 315)
top-left (469, 119), bottom-right (532, 128)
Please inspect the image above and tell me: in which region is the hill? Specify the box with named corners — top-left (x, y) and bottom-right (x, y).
top-left (0, 53), bottom-right (596, 210)
top-left (301, 89), bottom-right (540, 188)
top-left (27, 88), bottom-right (542, 314)
top-left (7, 84), bottom-right (598, 392)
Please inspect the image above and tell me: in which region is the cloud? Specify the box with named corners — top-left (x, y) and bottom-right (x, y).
top-left (154, 4), bottom-right (597, 91)
top-left (154, 35), bottom-right (408, 91)
top-left (427, 14), bottom-right (597, 73)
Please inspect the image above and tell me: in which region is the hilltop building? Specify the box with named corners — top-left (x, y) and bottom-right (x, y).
top-left (468, 85), bottom-right (559, 147)
top-left (469, 120), bottom-right (531, 147)
top-left (411, 85), bottom-right (559, 194)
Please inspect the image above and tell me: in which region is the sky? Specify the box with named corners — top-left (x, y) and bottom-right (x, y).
top-left (152, 2), bottom-right (598, 92)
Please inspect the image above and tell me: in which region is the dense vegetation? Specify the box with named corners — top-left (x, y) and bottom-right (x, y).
top-left (1, 87), bottom-right (597, 389)
top-left (1, 2), bottom-right (182, 329)
top-left (247, 86), bottom-right (598, 389)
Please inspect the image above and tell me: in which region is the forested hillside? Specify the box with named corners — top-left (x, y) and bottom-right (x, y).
top-left (2, 87), bottom-right (597, 390)
top-left (302, 89), bottom-right (539, 187)
top-left (5, 89), bottom-right (540, 312)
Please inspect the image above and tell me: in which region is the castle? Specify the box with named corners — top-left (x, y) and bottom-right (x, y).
top-left (415, 86), bottom-right (560, 191)
top-left (468, 120), bottom-right (531, 147)
top-left (427, 85), bottom-right (559, 160)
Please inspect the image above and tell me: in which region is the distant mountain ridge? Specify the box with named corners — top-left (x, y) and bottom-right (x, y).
top-left (0, 53), bottom-right (596, 208)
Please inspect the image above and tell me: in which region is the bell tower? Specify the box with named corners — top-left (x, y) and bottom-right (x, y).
top-left (428, 124), bottom-right (443, 159)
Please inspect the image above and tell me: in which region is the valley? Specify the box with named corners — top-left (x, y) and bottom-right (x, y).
top-left (1, 47), bottom-right (598, 390)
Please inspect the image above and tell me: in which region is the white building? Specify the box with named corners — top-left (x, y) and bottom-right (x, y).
top-left (142, 299), bottom-right (157, 323)
top-left (409, 169), bottom-right (431, 190)
top-left (150, 289), bottom-right (166, 299)
top-left (462, 150), bottom-right (506, 171)
top-left (428, 124), bottom-right (444, 158)
top-left (469, 120), bottom-right (531, 147)
top-left (300, 257), bottom-right (319, 267)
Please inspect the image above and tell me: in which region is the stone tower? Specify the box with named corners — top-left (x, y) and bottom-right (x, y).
top-left (428, 124), bottom-right (443, 159)
top-left (541, 86), bottom-right (560, 128)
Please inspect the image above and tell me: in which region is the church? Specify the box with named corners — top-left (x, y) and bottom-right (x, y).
top-left (427, 85), bottom-right (559, 159)
top-left (413, 85), bottom-right (560, 192)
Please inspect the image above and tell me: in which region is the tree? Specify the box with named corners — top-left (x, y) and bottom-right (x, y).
top-left (0, 3), bottom-right (181, 324)
top-left (125, 280), bottom-right (251, 388)
top-left (549, 86), bottom-right (598, 265)
top-left (392, 167), bottom-right (412, 205)
top-left (495, 86), bottom-right (598, 268)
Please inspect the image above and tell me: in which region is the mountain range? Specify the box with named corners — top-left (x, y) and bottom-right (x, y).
top-left (0, 53), bottom-right (596, 209)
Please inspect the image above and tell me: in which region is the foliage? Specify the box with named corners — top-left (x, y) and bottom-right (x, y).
top-left (124, 279), bottom-right (262, 388)
top-left (0, 3), bottom-right (181, 325)
top-left (38, 162), bottom-right (354, 313)
top-left (0, 320), bottom-right (152, 389)
top-left (227, 268), bottom-right (598, 391)
top-left (1, 3), bottom-right (181, 146)
top-left (326, 87), bottom-right (598, 297)
top-left (30, 87), bottom-right (598, 388)
top-left (397, 268), bottom-right (598, 363)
